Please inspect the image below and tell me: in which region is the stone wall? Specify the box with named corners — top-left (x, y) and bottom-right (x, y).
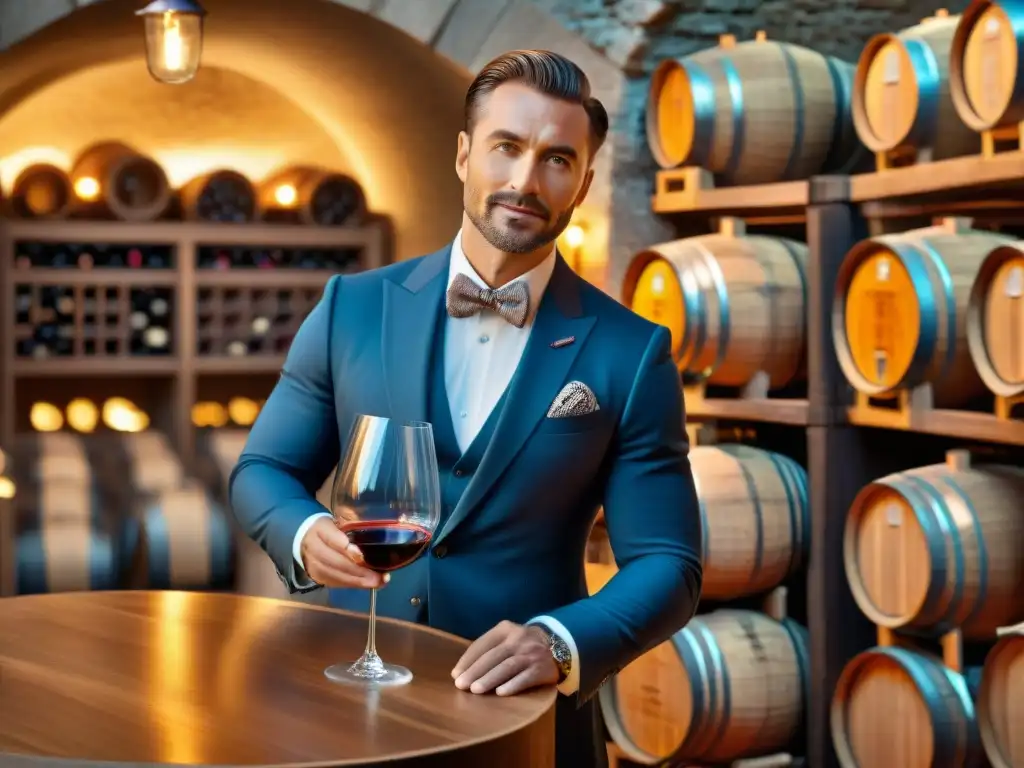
top-left (536, 0), bottom-right (971, 294)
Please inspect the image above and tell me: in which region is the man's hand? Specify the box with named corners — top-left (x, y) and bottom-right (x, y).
top-left (300, 517), bottom-right (388, 589)
top-left (451, 621), bottom-right (559, 696)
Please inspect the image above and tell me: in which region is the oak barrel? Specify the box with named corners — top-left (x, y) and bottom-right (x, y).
top-left (9, 433), bottom-right (104, 527)
top-left (950, 0), bottom-right (1024, 132)
top-left (16, 525), bottom-right (122, 594)
top-left (127, 484), bottom-right (234, 589)
top-left (260, 165), bottom-right (367, 226)
top-left (843, 460), bottom-right (1024, 638)
top-left (599, 609), bottom-right (809, 765)
top-left (646, 35), bottom-right (864, 184)
top-left (10, 164), bottom-right (72, 220)
top-left (831, 647), bottom-right (982, 768)
top-left (69, 141), bottom-right (172, 222)
top-left (692, 444), bottom-right (809, 600)
top-left (966, 242), bottom-right (1024, 399)
top-left (622, 233), bottom-right (808, 390)
top-left (978, 631), bottom-right (1024, 768)
top-left (852, 12), bottom-right (978, 161)
top-left (832, 223), bottom-right (1012, 406)
top-left (181, 169), bottom-right (259, 223)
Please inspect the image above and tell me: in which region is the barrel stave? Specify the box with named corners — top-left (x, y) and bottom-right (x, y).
top-left (966, 242), bottom-right (1024, 399)
top-left (978, 633), bottom-right (1024, 768)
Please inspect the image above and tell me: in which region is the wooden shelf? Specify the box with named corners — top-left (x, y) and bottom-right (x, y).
top-left (684, 388), bottom-right (809, 426)
top-left (846, 406), bottom-right (1024, 446)
top-left (195, 356), bottom-right (286, 375)
top-left (651, 167), bottom-right (809, 220)
top-left (12, 358), bottom-right (180, 377)
top-left (9, 269), bottom-right (178, 286)
top-left (850, 151), bottom-right (1024, 204)
top-left (196, 271), bottom-right (336, 289)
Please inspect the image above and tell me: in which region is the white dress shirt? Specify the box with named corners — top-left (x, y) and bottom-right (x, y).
top-left (292, 230), bottom-right (580, 696)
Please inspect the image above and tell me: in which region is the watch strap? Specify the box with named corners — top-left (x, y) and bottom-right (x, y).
top-left (533, 622), bottom-right (571, 684)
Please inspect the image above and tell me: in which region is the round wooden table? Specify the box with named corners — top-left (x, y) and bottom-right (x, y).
top-left (0, 591), bottom-right (556, 767)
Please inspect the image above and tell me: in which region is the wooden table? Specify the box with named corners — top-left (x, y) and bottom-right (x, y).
top-left (0, 591), bottom-right (556, 767)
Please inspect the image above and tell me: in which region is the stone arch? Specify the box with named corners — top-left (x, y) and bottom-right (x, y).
top-left (0, 0), bottom-right (628, 281)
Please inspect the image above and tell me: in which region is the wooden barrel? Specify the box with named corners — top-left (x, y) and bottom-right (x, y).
top-left (599, 609), bottom-right (809, 764)
top-left (122, 432), bottom-right (185, 495)
top-left (852, 12), bottom-right (979, 162)
top-left (691, 445), bottom-right (809, 600)
top-left (127, 484), bottom-right (234, 590)
top-left (843, 459), bottom-right (1024, 639)
top-left (10, 164), bottom-right (72, 219)
top-left (978, 631), bottom-right (1024, 768)
top-left (622, 232), bottom-right (808, 391)
top-left (949, 0), bottom-right (1024, 133)
top-left (966, 242), bottom-right (1024, 399)
top-left (181, 169), bottom-right (259, 223)
top-left (831, 647), bottom-right (982, 768)
top-left (645, 34), bottom-right (864, 184)
top-left (70, 141), bottom-right (172, 222)
top-left (16, 521), bottom-right (124, 594)
top-left (260, 165), bottom-right (367, 226)
top-left (832, 223), bottom-right (1012, 406)
top-left (10, 432), bottom-right (90, 485)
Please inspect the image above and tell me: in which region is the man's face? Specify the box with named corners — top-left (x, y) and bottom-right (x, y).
top-left (456, 81), bottom-right (594, 255)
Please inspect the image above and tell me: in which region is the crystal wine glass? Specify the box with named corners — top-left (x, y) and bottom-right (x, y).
top-left (324, 414), bottom-right (440, 687)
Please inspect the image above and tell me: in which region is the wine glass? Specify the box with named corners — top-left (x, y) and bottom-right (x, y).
top-left (324, 414), bottom-right (440, 687)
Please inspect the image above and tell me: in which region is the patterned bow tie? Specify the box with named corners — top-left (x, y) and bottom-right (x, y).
top-left (445, 272), bottom-right (530, 328)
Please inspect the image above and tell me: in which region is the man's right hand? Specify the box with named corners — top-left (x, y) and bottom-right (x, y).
top-left (300, 517), bottom-right (388, 588)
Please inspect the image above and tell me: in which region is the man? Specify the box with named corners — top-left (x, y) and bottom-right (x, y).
top-left (229, 49), bottom-right (703, 767)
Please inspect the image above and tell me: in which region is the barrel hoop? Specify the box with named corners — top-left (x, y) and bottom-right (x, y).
top-left (891, 647), bottom-right (969, 763)
top-left (777, 237), bottom-right (810, 386)
top-left (16, 529), bottom-right (117, 594)
top-left (679, 59), bottom-right (719, 169)
top-left (822, 56), bottom-right (865, 173)
top-left (690, 240), bottom-right (731, 377)
top-left (671, 625), bottom-right (713, 756)
top-left (678, 261), bottom-right (708, 368)
top-left (208, 503), bottom-right (233, 586)
top-left (901, 475), bottom-right (966, 633)
top-left (882, 477), bottom-right (951, 627)
top-left (777, 44), bottom-right (806, 181)
top-left (780, 619), bottom-right (810, 711)
top-left (719, 58), bottom-right (746, 180)
top-left (888, 241), bottom-right (941, 386)
top-left (730, 453), bottom-right (766, 586)
top-left (901, 37), bottom-right (941, 148)
top-left (679, 618), bottom-right (731, 757)
top-left (763, 449), bottom-right (802, 577)
top-left (916, 239), bottom-right (959, 380)
top-left (930, 473), bottom-right (990, 630)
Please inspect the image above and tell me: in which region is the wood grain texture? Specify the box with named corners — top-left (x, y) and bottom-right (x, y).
top-left (0, 591), bottom-right (556, 767)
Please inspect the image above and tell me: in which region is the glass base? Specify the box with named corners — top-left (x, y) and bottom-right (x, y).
top-left (324, 652), bottom-right (413, 687)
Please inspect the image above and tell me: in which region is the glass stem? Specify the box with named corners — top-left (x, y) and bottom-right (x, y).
top-left (364, 586), bottom-right (379, 658)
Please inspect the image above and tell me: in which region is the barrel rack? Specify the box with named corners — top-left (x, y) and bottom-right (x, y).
top-left (646, 150), bottom-right (1024, 768)
top-left (0, 217), bottom-right (391, 597)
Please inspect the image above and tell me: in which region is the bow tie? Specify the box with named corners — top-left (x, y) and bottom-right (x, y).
top-left (445, 272), bottom-right (530, 328)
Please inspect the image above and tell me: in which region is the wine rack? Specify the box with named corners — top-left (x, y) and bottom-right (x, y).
top-left (0, 218), bottom-right (390, 596)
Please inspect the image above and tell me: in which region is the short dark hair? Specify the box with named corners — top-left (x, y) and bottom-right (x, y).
top-left (465, 49), bottom-right (610, 156)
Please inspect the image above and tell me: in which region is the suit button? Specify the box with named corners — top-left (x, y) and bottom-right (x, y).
top-left (433, 544), bottom-right (448, 559)
top-left (410, 596), bottom-right (421, 606)
top-left (454, 469), bottom-right (463, 478)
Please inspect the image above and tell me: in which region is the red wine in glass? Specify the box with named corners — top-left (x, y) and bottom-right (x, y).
top-left (339, 520), bottom-right (432, 572)
top-left (324, 415), bottom-right (440, 687)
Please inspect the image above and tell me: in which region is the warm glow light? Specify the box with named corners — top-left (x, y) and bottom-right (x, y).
top-left (0, 147), bottom-right (72, 193)
top-left (0, 476), bottom-right (15, 500)
top-left (564, 224), bottom-right (586, 249)
top-left (152, 149), bottom-right (289, 187)
top-left (66, 398), bottom-right (99, 433)
top-left (274, 183), bottom-right (298, 207)
top-left (101, 397), bottom-right (150, 433)
top-left (139, 2), bottom-right (206, 85)
top-left (227, 398), bottom-right (260, 427)
top-left (74, 176), bottom-right (100, 201)
top-left (30, 402), bottom-right (64, 432)
top-left (191, 402), bottom-right (228, 428)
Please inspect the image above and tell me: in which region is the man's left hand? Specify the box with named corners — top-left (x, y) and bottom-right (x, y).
top-left (451, 620), bottom-right (559, 696)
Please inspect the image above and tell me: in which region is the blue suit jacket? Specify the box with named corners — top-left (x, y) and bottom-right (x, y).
top-left (229, 244), bottom-right (703, 766)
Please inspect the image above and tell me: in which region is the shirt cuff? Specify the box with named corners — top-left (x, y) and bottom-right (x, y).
top-left (293, 511), bottom-right (333, 570)
top-left (529, 615), bottom-right (581, 696)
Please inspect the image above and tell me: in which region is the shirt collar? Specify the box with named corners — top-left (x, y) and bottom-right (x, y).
top-left (447, 228), bottom-right (557, 325)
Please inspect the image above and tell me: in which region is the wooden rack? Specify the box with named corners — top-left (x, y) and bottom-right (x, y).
top-left (0, 218), bottom-right (390, 596)
top-left (649, 154), bottom-right (1024, 768)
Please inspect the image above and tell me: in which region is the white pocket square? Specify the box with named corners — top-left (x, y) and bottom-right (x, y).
top-left (547, 381), bottom-right (600, 418)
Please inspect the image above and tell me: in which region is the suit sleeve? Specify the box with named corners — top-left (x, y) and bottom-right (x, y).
top-left (227, 275), bottom-right (343, 593)
top-left (542, 324), bottom-right (703, 703)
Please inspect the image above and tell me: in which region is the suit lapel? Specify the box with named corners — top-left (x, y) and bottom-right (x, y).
top-left (435, 255), bottom-right (596, 544)
top-left (381, 246), bottom-right (450, 427)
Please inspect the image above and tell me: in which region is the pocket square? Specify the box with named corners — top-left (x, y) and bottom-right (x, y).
top-left (547, 381), bottom-right (600, 418)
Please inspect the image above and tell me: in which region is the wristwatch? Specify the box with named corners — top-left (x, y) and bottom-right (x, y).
top-left (533, 623), bottom-right (572, 684)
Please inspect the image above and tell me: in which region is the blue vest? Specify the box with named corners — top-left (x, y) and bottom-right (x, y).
top-left (329, 304), bottom-right (509, 622)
